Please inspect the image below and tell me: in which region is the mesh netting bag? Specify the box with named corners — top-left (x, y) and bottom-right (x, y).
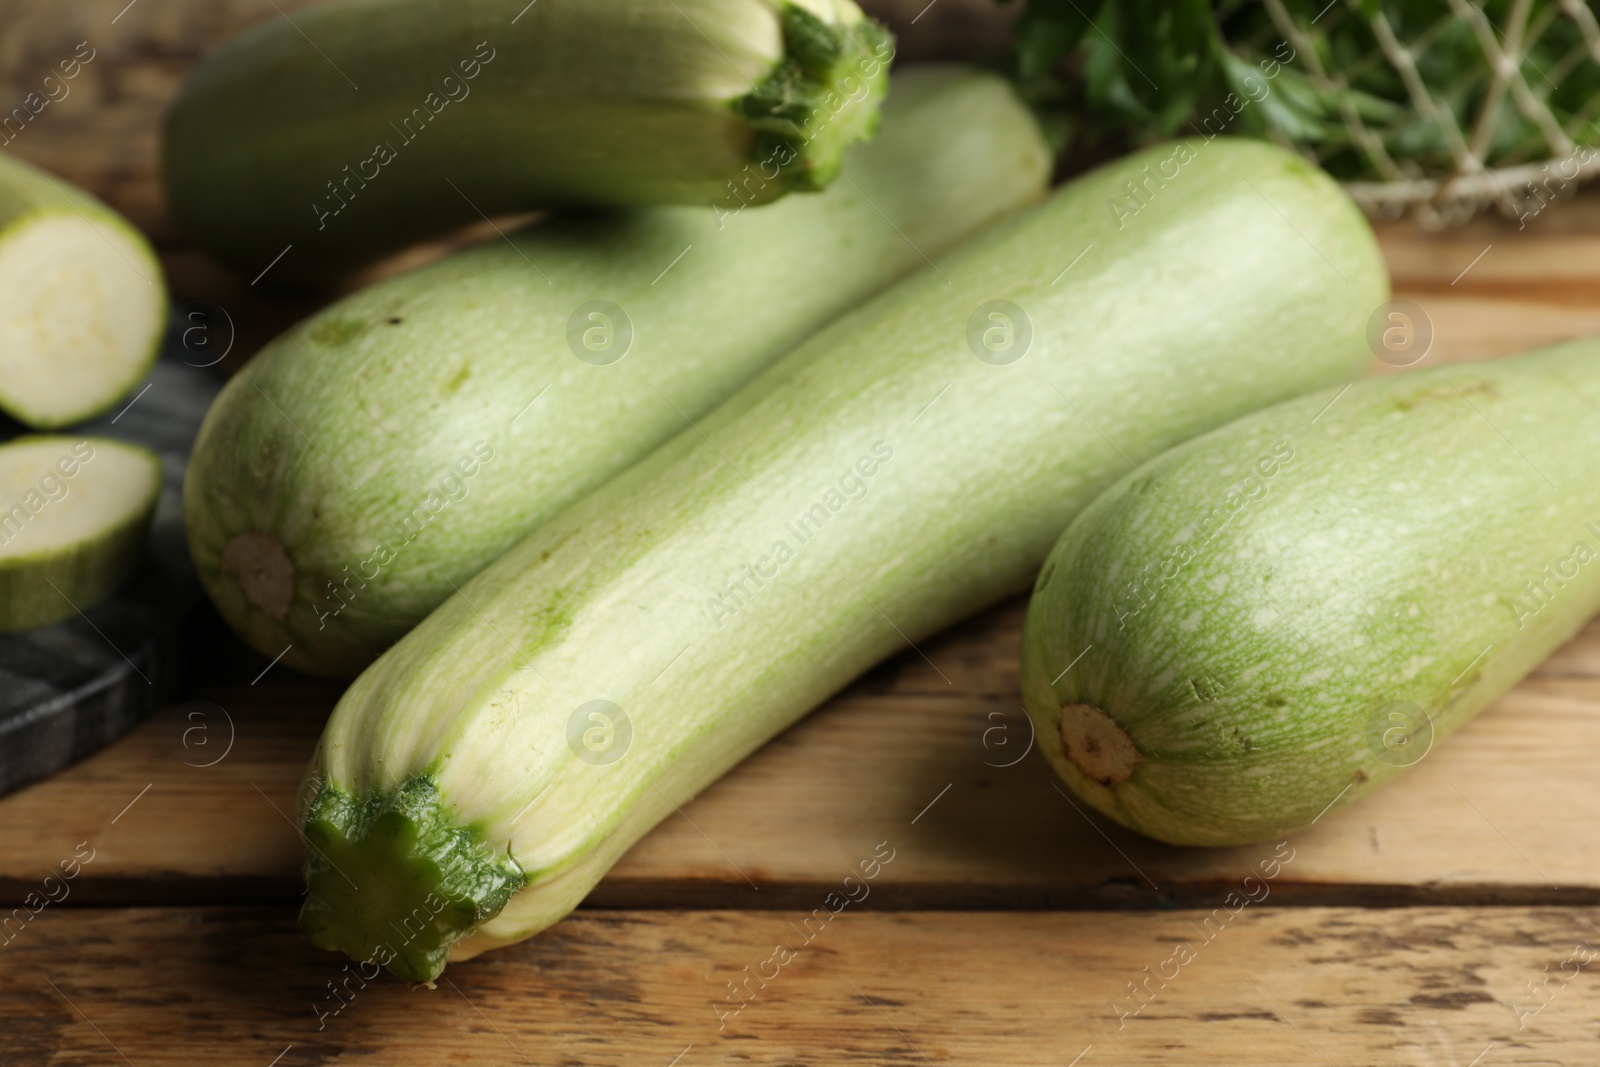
top-left (1010, 0), bottom-right (1600, 227)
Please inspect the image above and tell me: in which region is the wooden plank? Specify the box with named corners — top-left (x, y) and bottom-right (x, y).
top-left (1379, 191), bottom-right (1600, 291)
top-left (1375, 291), bottom-right (1600, 369)
top-left (3, 906), bottom-right (1599, 1064)
top-left (4, 599), bottom-right (1599, 906)
top-left (0, 0), bottom-right (318, 239)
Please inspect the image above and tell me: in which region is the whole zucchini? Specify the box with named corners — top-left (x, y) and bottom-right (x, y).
top-left (164, 0), bottom-right (891, 282)
top-left (1021, 341), bottom-right (1600, 847)
top-left (184, 67), bottom-right (1051, 679)
top-left (297, 137), bottom-right (1387, 981)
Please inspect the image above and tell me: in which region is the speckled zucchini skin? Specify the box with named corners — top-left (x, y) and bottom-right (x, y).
top-left (1022, 341), bottom-right (1600, 846)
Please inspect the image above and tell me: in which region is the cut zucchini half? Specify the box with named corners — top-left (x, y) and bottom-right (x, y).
top-left (0, 153), bottom-right (167, 429)
top-left (0, 436), bottom-right (161, 633)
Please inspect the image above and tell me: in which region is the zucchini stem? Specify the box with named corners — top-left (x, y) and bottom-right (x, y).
top-left (736, 4), bottom-right (893, 195)
top-left (1059, 703), bottom-right (1140, 785)
top-left (300, 777), bottom-right (525, 984)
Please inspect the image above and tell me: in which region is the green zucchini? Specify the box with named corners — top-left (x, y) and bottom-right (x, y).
top-left (0, 153), bottom-right (166, 429)
top-left (0, 436), bottom-right (160, 633)
top-left (296, 136), bottom-right (1387, 982)
top-left (184, 66), bottom-right (1053, 679)
top-left (1020, 340), bottom-right (1600, 847)
top-left (163, 0), bottom-right (892, 282)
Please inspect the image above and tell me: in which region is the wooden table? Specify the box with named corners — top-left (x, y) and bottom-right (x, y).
top-left (6, 2), bottom-right (1600, 1063)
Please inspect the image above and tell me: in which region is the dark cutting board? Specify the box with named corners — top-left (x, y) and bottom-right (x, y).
top-left (0, 321), bottom-right (223, 797)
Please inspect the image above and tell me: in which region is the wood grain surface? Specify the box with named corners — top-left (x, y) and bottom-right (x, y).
top-left (5, 907), bottom-right (1600, 1065)
top-left (7, 1), bottom-right (1600, 1062)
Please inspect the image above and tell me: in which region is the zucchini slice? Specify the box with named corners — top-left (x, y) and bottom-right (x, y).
top-left (0, 153), bottom-right (166, 429)
top-left (0, 437), bottom-right (160, 633)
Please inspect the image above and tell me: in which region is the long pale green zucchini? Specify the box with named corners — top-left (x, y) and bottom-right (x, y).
top-left (297, 137), bottom-right (1387, 981)
top-left (0, 437), bottom-right (160, 633)
top-left (1021, 340), bottom-right (1600, 847)
top-left (0, 153), bottom-right (166, 429)
top-left (164, 0), bottom-right (891, 282)
top-left (184, 67), bottom-right (1051, 679)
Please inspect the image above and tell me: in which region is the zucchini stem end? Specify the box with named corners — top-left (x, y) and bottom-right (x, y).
top-left (299, 775), bottom-right (526, 983)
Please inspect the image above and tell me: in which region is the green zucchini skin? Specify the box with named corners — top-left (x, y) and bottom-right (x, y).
top-left (1021, 341), bottom-right (1600, 847)
top-left (163, 0), bottom-right (891, 282)
top-left (0, 149), bottom-right (117, 234)
top-left (183, 66), bottom-right (1053, 680)
top-left (298, 137), bottom-right (1386, 981)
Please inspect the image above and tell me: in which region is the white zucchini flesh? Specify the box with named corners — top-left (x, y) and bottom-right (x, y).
top-left (0, 436), bottom-right (160, 632)
top-left (0, 153), bottom-right (166, 429)
top-left (297, 137), bottom-right (1389, 983)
